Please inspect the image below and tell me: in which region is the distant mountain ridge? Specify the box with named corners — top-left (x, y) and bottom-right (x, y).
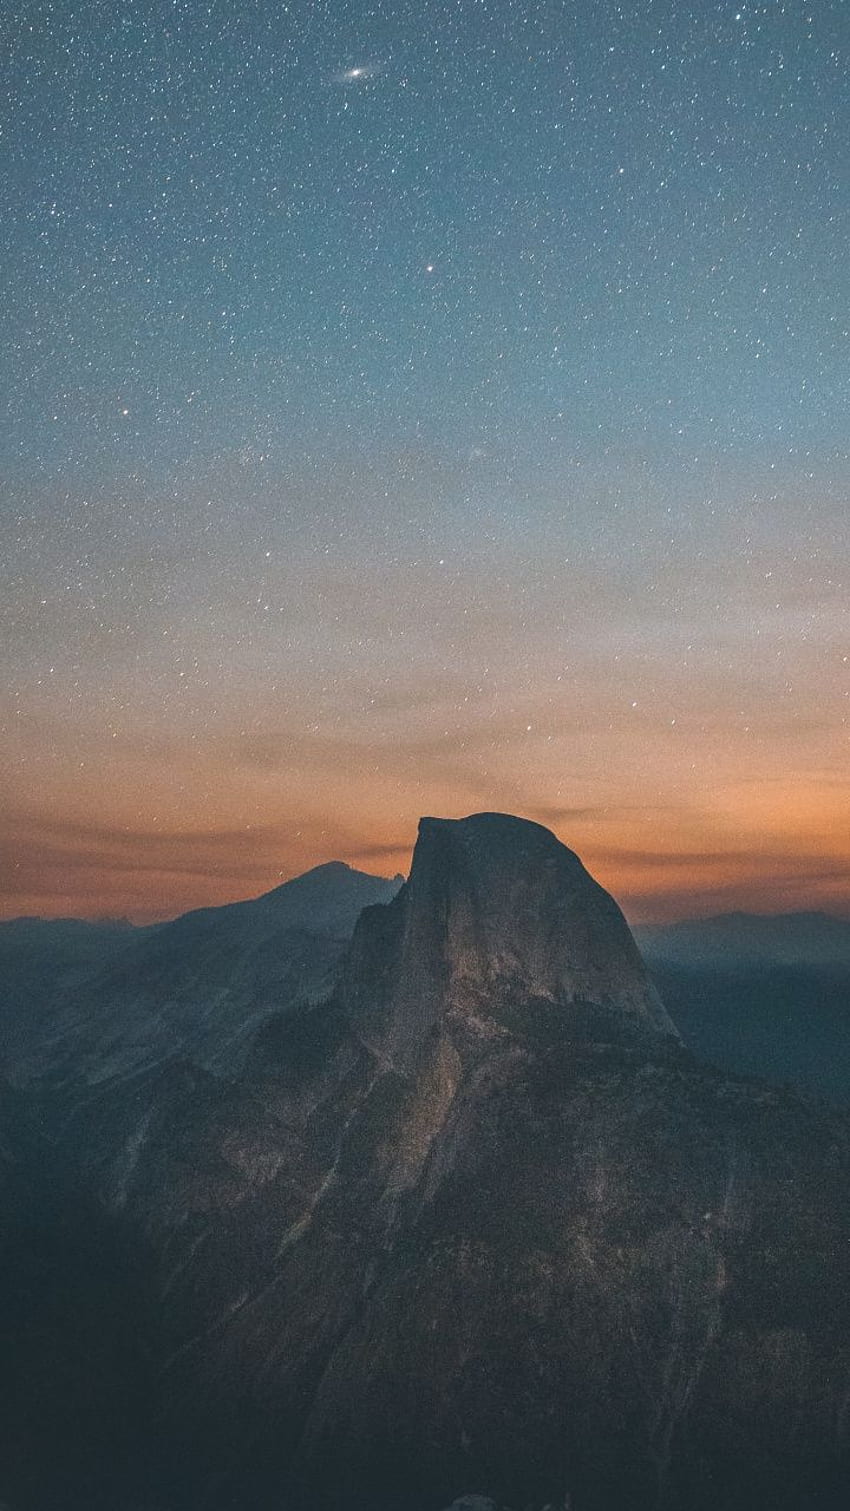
top-left (636, 909), bottom-right (850, 967)
top-left (1, 862), bottom-right (402, 1084)
top-left (0, 858), bottom-right (405, 939)
top-left (633, 910), bottom-right (850, 1110)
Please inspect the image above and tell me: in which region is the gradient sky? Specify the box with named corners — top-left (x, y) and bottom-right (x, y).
top-left (2, 0), bottom-right (847, 923)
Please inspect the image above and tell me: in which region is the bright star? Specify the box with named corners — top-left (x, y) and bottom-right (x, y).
top-left (333, 63), bottom-right (382, 84)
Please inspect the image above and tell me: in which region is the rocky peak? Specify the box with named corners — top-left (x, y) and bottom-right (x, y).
top-left (254, 860), bottom-right (402, 936)
top-left (343, 813), bottom-right (678, 1066)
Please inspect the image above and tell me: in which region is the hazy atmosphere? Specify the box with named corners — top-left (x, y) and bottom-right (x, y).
top-left (2, 0), bottom-right (847, 922)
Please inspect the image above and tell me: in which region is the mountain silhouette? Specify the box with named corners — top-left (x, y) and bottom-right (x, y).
top-left (1, 815), bottom-right (848, 1511)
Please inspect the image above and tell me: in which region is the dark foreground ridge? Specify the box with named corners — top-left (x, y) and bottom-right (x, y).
top-left (1, 813), bottom-right (848, 1511)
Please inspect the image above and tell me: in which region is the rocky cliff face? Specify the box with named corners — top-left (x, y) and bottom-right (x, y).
top-left (6, 816), bottom-right (850, 1511)
top-left (342, 813), bottom-right (677, 1070)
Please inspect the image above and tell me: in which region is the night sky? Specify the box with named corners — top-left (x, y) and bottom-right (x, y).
top-left (2, 0), bottom-right (847, 923)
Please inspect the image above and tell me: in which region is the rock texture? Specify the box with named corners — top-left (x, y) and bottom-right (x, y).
top-left (4, 815), bottom-right (850, 1511)
top-left (342, 813), bottom-right (677, 1070)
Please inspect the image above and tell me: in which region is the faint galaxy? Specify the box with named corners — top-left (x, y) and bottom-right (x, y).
top-left (1, 0), bottom-right (847, 921)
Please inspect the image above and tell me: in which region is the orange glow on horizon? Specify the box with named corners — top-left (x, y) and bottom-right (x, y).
top-left (4, 761), bottom-right (848, 926)
top-left (4, 524), bottom-right (847, 927)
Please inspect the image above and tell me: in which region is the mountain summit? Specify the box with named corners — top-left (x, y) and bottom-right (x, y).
top-left (343, 812), bottom-right (677, 1068)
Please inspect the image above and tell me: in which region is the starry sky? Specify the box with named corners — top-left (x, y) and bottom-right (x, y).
top-left (2, 0), bottom-right (848, 924)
